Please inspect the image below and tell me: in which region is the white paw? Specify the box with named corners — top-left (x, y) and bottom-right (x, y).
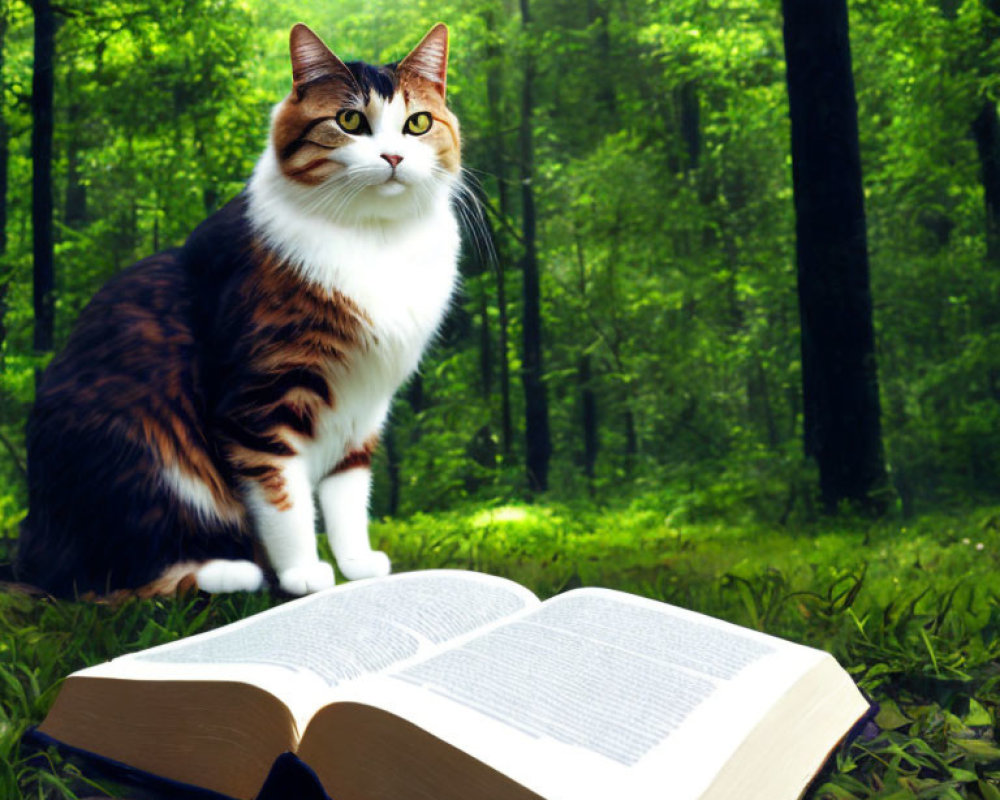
top-left (196, 560), bottom-right (265, 594)
top-left (337, 550), bottom-right (391, 581)
top-left (278, 561), bottom-right (335, 595)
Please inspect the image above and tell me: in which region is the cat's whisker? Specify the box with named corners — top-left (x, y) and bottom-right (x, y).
top-left (309, 179), bottom-right (361, 219)
top-left (442, 167), bottom-right (495, 271)
top-left (303, 173), bottom-right (371, 222)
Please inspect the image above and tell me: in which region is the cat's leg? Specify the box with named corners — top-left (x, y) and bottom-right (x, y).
top-left (318, 455), bottom-right (390, 581)
top-left (245, 457), bottom-right (334, 595)
top-left (132, 559), bottom-right (263, 596)
top-left (159, 466), bottom-right (266, 594)
top-left (195, 560), bottom-right (265, 593)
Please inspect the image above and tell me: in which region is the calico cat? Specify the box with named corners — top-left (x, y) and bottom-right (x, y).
top-left (15, 23), bottom-right (461, 598)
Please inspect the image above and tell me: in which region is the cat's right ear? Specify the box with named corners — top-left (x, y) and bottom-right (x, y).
top-left (289, 24), bottom-right (358, 100)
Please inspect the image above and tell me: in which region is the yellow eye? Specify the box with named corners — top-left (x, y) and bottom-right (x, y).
top-left (404, 112), bottom-right (433, 136)
top-left (336, 109), bottom-right (367, 134)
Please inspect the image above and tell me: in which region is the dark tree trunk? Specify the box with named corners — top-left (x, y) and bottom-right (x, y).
top-left (0, 281), bottom-right (7, 373)
top-left (478, 277), bottom-right (492, 397)
top-left (203, 186), bottom-right (219, 214)
top-left (678, 81), bottom-right (701, 171)
top-left (972, 101), bottom-right (1000, 263)
top-left (665, 49), bottom-right (700, 177)
top-left (63, 67), bottom-right (86, 229)
top-left (782, 0), bottom-right (888, 513)
top-left (32, 0), bottom-right (56, 360)
top-left (485, 3), bottom-right (513, 461)
top-left (578, 354), bottom-right (598, 492)
top-left (63, 100), bottom-right (86, 228)
top-left (623, 409), bottom-right (637, 476)
top-left (407, 372), bottom-right (425, 415)
top-left (572, 233), bottom-right (600, 486)
top-left (384, 424), bottom-right (400, 517)
top-left (587, 0), bottom-right (616, 115)
top-left (747, 357), bottom-right (780, 448)
top-left (974, 0), bottom-right (1000, 264)
top-left (0, 9), bottom-right (9, 369)
top-left (519, 0), bottom-right (551, 491)
top-left (494, 229), bottom-right (513, 462)
top-left (0, 7), bottom-right (9, 256)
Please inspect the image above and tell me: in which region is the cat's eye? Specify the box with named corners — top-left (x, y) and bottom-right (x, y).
top-left (336, 109), bottom-right (370, 135)
top-left (404, 112), bottom-right (433, 136)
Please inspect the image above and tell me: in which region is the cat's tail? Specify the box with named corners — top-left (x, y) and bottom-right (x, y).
top-left (12, 516), bottom-right (204, 602)
top-left (0, 557), bottom-right (53, 598)
top-left (4, 550), bottom-right (209, 603)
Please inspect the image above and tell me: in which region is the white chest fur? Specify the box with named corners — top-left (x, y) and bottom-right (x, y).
top-left (247, 148), bottom-right (461, 481)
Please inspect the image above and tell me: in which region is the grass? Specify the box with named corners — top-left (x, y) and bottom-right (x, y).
top-left (4, 497), bottom-right (1000, 798)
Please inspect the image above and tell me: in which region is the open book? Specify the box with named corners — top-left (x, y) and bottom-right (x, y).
top-left (35, 570), bottom-right (869, 800)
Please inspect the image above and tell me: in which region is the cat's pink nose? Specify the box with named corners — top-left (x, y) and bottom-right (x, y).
top-left (381, 153), bottom-right (403, 169)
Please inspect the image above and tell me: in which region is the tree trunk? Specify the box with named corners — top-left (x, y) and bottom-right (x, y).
top-left (974, 0), bottom-right (1000, 264)
top-left (678, 80), bottom-right (701, 172)
top-left (384, 423), bottom-right (400, 517)
top-left (32, 0), bottom-right (56, 361)
top-left (747, 357), bottom-right (780, 448)
top-left (972, 102), bottom-right (1000, 263)
top-left (63, 93), bottom-right (86, 228)
top-left (781, 0), bottom-right (888, 513)
top-left (519, 0), bottom-right (551, 491)
top-left (407, 372), bottom-right (425, 415)
top-left (0, 8), bottom-right (9, 370)
top-left (485, 3), bottom-right (513, 461)
top-left (478, 277), bottom-right (492, 398)
top-left (495, 227), bottom-right (513, 462)
top-left (586, 0), bottom-right (616, 115)
top-left (572, 232), bottom-right (600, 487)
top-left (578, 354), bottom-right (598, 492)
top-left (0, 7), bottom-right (9, 257)
top-left (623, 409), bottom-right (637, 476)
top-left (0, 281), bottom-right (7, 374)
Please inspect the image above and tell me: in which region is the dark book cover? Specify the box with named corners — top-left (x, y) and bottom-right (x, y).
top-left (22, 727), bottom-right (332, 800)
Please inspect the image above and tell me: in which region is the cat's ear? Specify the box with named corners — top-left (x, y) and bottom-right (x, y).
top-left (289, 24), bottom-right (358, 100)
top-left (398, 23), bottom-right (449, 98)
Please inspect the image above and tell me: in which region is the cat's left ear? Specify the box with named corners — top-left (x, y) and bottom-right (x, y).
top-left (398, 23), bottom-right (450, 98)
top-left (289, 23), bottom-right (359, 100)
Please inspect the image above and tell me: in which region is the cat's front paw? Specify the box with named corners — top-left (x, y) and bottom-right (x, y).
top-left (337, 550), bottom-right (391, 581)
top-left (196, 560), bottom-right (266, 593)
top-left (278, 561), bottom-right (335, 595)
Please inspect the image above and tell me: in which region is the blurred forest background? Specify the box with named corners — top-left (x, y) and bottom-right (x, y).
top-left (0, 0), bottom-right (998, 535)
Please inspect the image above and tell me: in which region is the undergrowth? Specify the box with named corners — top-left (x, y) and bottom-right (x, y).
top-left (3, 499), bottom-right (1000, 798)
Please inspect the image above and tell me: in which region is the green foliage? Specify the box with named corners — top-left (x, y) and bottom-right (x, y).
top-left (0, 588), bottom-right (273, 798)
top-left (1, 0), bottom-right (998, 516)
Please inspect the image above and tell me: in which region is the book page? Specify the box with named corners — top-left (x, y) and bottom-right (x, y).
top-left (333, 587), bottom-right (843, 800)
top-left (76, 570), bottom-right (539, 730)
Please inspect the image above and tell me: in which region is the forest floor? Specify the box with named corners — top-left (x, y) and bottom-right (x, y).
top-left (3, 498), bottom-right (1000, 798)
